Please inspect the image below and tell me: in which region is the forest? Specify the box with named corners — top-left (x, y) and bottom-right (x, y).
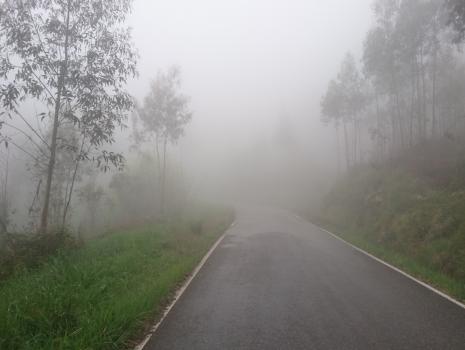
top-left (0, 1), bottom-right (195, 241)
top-left (322, 0), bottom-right (465, 168)
top-left (0, 1), bottom-right (233, 348)
top-left (1, 0), bottom-right (465, 349)
top-left (318, 0), bottom-right (465, 302)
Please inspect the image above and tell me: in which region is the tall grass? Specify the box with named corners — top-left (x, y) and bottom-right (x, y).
top-left (0, 207), bottom-right (233, 349)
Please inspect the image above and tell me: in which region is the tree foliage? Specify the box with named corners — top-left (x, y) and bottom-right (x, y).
top-left (136, 66), bottom-right (192, 146)
top-left (134, 66), bottom-right (192, 217)
top-left (321, 53), bottom-right (366, 167)
top-left (322, 0), bottom-right (465, 169)
top-left (447, 0), bottom-right (465, 42)
top-left (0, 0), bottom-right (137, 232)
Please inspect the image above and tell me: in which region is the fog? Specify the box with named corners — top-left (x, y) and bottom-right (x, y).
top-left (124, 0), bottom-right (372, 208)
top-left (4, 2), bottom-right (465, 348)
top-left (3, 0), bottom-right (462, 235)
top-left (0, 0), bottom-right (391, 233)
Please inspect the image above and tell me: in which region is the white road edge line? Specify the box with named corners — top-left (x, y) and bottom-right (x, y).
top-left (294, 215), bottom-right (465, 311)
top-left (134, 221), bottom-right (235, 350)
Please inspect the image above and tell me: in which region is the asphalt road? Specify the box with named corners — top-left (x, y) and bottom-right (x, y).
top-left (145, 206), bottom-right (465, 350)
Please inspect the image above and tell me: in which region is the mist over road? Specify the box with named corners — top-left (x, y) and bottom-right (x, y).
top-left (145, 206), bottom-right (465, 350)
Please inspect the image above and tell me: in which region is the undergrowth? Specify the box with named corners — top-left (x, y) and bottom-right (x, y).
top-left (0, 206), bottom-right (233, 349)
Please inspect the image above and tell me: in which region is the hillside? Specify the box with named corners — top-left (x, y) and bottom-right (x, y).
top-left (315, 137), bottom-right (465, 301)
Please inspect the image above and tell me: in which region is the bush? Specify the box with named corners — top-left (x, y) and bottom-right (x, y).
top-left (0, 231), bottom-right (77, 280)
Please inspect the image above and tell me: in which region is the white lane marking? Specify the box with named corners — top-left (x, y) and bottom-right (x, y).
top-left (134, 221), bottom-right (235, 350)
top-left (305, 219), bottom-right (465, 311)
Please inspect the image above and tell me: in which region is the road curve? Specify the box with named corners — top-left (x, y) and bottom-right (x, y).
top-left (144, 206), bottom-right (465, 350)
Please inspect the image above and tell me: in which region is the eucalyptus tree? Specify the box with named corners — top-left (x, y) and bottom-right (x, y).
top-left (135, 66), bottom-right (192, 216)
top-left (363, 0), bottom-right (456, 149)
top-left (338, 53), bottom-right (367, 165)
top-left (0, 0), bottom-right (137, 233)
top-left (364, 0), bottom-right (409, 149)
top-left (0, 148), bottom-right (9, 234)
top-left (321, 80), bottom-right (347, 169)
top-left (321, 54), bottom-right (366, 169)
top-left (396, 0), bottom-right (444, 141)
top-left (28, 124), bottom-right (88, 230)
top-left (447, 0), bottom-right (465, 42)
top-left (321, 0), bottom-right (465, 171)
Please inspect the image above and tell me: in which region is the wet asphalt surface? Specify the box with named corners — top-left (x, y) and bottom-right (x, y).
top-left (145, 206), bottom-right (465, 350)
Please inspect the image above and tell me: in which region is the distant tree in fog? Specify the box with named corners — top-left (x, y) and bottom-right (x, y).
top-left (0, 0), bottom-right (137, 233)
top-left (338, 53), bottom-right (367, 165)
top-left (322, 0), bottom-right (465, 171)
top-left (135, 66), bottom-right (192, 217)
top-left (363, 0), bottom-right (457, 148)
top-left (321, 80), bottom-right (345, 169)
top-left (78, 176), bottom-right (104, 231)
top-left (0, 148), bottom-right (10, 234)
top-left (321, 53), bottom-right (366, 169)
top-left (447, 0), bottom-right (465, 42)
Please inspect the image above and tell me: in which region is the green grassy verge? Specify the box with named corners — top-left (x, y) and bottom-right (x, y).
top-left (315, 220), bottom-right (465, 303)
top-left (314, 165), bottom-right (465, 304)
top-left (0, 206), bottom-right (234, 350)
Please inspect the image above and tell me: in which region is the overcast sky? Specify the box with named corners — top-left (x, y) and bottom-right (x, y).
top-left (127, 1), bottom-right (372, 105)
top-left (125, 0), bottom-right (374, 196)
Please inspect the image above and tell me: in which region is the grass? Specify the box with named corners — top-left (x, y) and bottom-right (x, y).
top-left (0, 206), bottom-right (234, 350)
top-left (314, 164), bottom-right (465, 303)
top-left (317, 220), bottom-right (465, 303)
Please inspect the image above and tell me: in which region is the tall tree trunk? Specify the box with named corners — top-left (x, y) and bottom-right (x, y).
top-left (388, 93), bottom-right (397, 153)
top-left (336, 124), bottom-right (341, 174)
top-left (155, 134), bottom-right (162, 212)
top-left (39, 0), bottom-right (71, 234)
top-left (352, 118), bottom-right (357, 165)
top-left (390, 108), bottom-right (396, 154)
top-left (0, 149), bottom-right (9, 234)
top-left (395, 91), bottom-right (405, 149)
top-left (420, 50), bottom-right (427, 140)
top-left (343, 119), bottom-right (350, 170)
top-left (358, 119), bottom-right (363, 163)
top-left (61, 137), bottom-right (85, 230)
top-left (415, 56), bottom-right (422, 142)
top-left (431, 47), bottom-right (438, 137)
top-left (375, 92), bottom-right (383, 160)
top-left (155, 134), bottom-right (161, 175)
top-left (409, 62), bottom-right (415, 147)
top-left (161, 136), bottom-right (168, 218)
